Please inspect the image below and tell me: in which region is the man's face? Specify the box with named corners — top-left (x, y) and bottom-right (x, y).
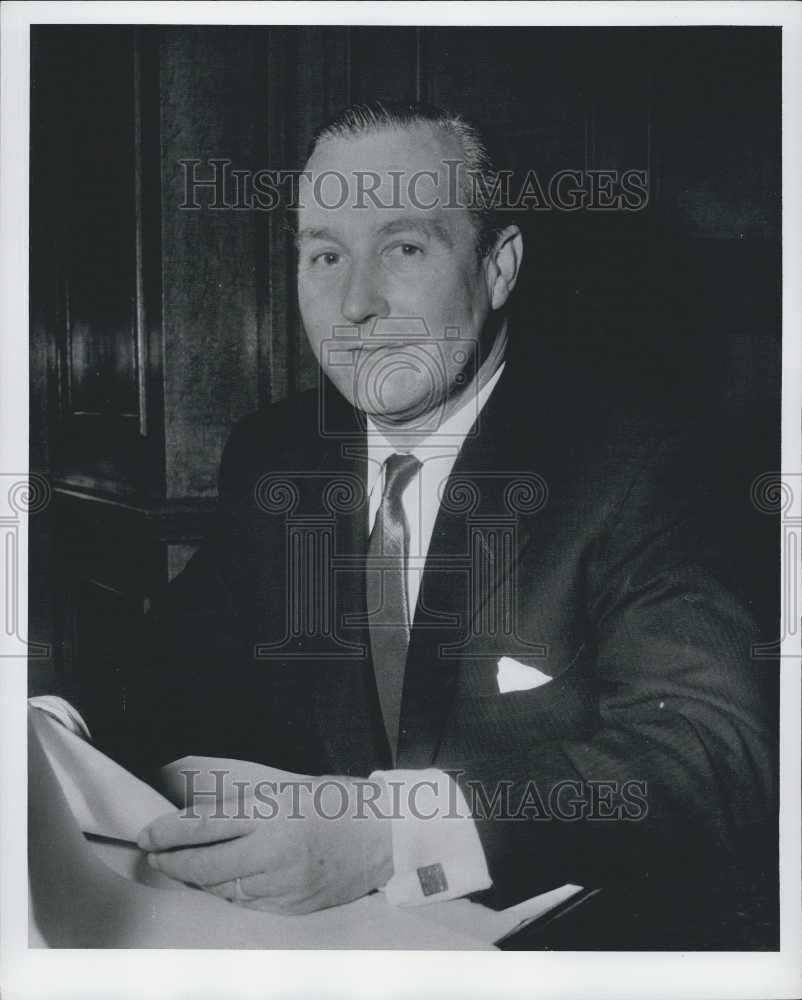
top-left (296, 125), bottom-right (496, 428)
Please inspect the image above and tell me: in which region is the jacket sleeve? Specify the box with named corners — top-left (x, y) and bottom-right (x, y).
top-left (451, 432), bottom-right (776, 908)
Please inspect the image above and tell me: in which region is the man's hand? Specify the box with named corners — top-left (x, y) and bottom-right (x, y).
top-left (136, 776), bottom-right (394, 915)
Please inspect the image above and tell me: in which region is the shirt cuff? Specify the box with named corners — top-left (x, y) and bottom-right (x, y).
top-left (368, 767), bottom-right (492, 906)
top-left (28, 695), bottom-right (92, 741)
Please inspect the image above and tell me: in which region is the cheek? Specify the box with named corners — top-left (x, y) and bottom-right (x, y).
top-left (458, 262), bottom-right (490, 315)
top-left (418, 259), bottom-right (487, 322)
top-left (297, 275), bottom-right (320, 310)
top-left (298, 273), bottom-right (348, 334)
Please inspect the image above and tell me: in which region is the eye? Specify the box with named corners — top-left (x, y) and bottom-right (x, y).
top-left (313, 251), bottom-right (341, 267)
top-left (386, 242), bottom-right (424, 261)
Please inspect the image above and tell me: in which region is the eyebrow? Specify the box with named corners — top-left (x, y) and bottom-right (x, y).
top-left (295, 226), bottom-right (343, 248)
top-left (295, 217), bottom-right (455, 250)
top-left (375, 217), bottom-right (455, 248)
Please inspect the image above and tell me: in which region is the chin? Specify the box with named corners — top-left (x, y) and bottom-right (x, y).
top-left (366, 395), bottom-right (450, 436)
top-left (359, 371), bottom-right (434, 411)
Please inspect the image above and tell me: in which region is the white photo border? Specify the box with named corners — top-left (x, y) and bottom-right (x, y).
top-left (1, 3), bottom-right (799, 998)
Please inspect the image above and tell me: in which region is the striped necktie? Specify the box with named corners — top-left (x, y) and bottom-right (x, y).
top-left (366, 452), bottom-right (421, 761)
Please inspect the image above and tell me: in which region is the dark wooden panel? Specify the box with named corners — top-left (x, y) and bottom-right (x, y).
top-left (33, 27), bottom-right (147, 492)
top-left (262, 28), bottom-right (295, 406)
top-left (159, 27), bottom-right (267, 497)
top-left (62, 29), bottom-right (139, 419)
top-left (30, 28), bottom-right (64, 476)
top-left (137, 28), bottom-right (168, 495)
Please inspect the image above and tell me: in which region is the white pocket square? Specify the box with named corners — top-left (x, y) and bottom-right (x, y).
top-left (496, 656), bottom-right (552, 694)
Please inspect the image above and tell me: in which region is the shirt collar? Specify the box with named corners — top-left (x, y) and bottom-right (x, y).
top-left (365, 362), bottom-right (506, 497)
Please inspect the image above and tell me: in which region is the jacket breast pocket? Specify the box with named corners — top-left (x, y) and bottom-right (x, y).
top-left (496, 655), bottom-right (554, 693)
top-left (442, 644), bottom-right (599, 755)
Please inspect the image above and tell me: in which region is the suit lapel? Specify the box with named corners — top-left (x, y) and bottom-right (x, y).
top-left (396, 366), bottom-right (538, 767)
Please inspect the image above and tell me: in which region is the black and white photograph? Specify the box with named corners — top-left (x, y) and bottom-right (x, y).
top-left (1, 2), bottom-right (800, 997)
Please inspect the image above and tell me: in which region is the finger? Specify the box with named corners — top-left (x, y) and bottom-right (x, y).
top-left (137, 808), bottom-right (256, 851)
top-left (146, 834), bottom-right (267, 887)
top-left (205, 870), bottom-right (293, 902)
top-left (239, 896), bottom-right (291, 914)
top-left (241, 893), bottom-right (327, 916)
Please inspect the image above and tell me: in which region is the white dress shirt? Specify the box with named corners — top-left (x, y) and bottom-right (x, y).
top-left (366, 362), bottom-right (506, 620)
top-left (365, 364), bottom-right (505, 905)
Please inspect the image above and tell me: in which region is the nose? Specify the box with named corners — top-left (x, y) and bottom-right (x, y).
top-left (340, 258), bottom-right (389, 326)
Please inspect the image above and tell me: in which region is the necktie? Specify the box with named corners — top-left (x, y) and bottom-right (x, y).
top-left (367, 452), bottom-right (421, 761)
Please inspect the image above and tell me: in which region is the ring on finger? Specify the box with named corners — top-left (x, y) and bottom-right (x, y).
top-left (232, 876), bottom-right (255, 902)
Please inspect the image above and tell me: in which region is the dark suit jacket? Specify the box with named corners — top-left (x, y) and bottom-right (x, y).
top-left (108, 358), bottom-right (774, 918)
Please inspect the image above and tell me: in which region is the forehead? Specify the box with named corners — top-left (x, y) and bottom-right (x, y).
top-left (297, 124), bottom-right (472, 236)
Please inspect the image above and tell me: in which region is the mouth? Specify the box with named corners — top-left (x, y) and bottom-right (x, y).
top-left (350, 340), bottom-right (429, 355)
top-left (354, 342), bottom-right (402, 353)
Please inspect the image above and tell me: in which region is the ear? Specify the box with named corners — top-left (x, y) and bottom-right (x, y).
top-left (485, 225), bottom-right (524, 311)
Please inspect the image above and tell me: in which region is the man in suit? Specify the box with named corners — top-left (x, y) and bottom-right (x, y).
top-left (84, 102), bottom-right (773, 934)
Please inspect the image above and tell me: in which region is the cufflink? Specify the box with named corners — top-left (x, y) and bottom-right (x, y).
top-left (417, 862), bottom-right (448, 896)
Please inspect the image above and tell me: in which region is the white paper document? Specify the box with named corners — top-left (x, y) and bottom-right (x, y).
top-left (28, 707), bottom-right (582, 949)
